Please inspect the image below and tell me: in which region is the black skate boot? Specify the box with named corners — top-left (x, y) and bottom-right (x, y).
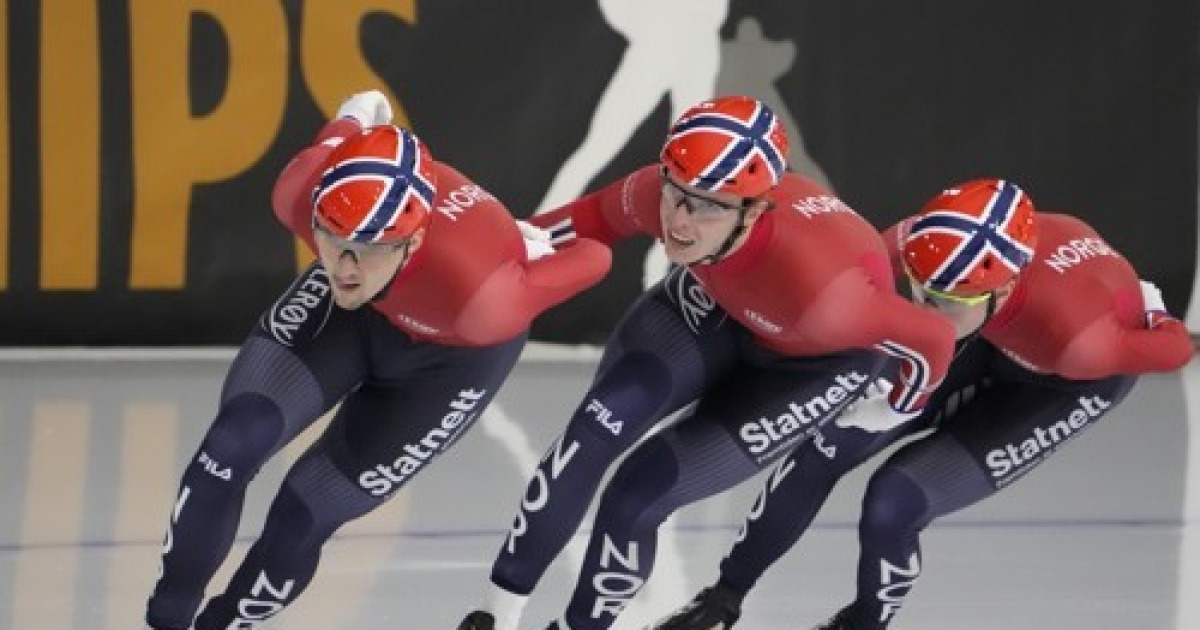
top-left (811, 606), bottom-right (859, 630)
top-left (648, 584), bottom-right (742, 629)
top-left (458, 611), bottom-right (495, 630)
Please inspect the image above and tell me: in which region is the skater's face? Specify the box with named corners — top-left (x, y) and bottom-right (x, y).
top-left (658, 167), bottom-right (765, 265)
top-left (314, 225), bottom-right (424, 309)
top-left (910, 276), bottom-right (1017, 339)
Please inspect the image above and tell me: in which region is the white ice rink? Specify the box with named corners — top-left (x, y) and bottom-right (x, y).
top-left (0, 348), bottom-right (1195, 629)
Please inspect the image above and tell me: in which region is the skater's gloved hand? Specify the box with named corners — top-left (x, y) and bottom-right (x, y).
top-left (1139, 279), bottom-right (1171, 328)
top-left (840, 376), bottom-right (891, 415)
top-left (1140, 279), bottom-right (1166, 313)
top-left (517, 220), bottom-right (554, 261)
top-left (336, 90), bottom-right (393, 127)
top-left (835, 381), bottom-right (919, 433)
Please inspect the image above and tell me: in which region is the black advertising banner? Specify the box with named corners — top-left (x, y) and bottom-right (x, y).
top-left (0, 0), bottom-right (1195, 345)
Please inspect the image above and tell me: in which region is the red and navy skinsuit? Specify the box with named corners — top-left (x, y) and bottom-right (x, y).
top-left (483, 165), bottom-right (957, 629)
top-left (144, 117), bottom-right (610, 630)
top-left (711, 212), bottom-right (1192, 630)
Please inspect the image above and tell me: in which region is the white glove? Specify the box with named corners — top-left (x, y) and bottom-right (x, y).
top-left (517, 220), bottom-right (555, 261)
top-left (839, 376), bottom-right (892, 415)
top-left (1139, 279), bottom-right (1166, 313)
top-left (835, 380), bottom-right (919, 433)
top-left (1139, 279), bottom-right (1172, 328)
top-left (862, 376), bottom-right (894, 401)
top-left (336, 90), bottom-right (393, 127)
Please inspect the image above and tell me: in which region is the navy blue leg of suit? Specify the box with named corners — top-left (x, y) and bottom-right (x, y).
top-left (710, 339), bottom-right (997, 601)
top-left (716, 422), bottom-right (912, 598)
top-left (147, 264), bottom-right (526, 630)
top-left (489, 268), bottom-right (744, 596)
top-left (842, 357), bottom-right (1138, 629)
top-left (191, 324), bottom-right (525, 630)
top-left (147, 264), bottom-right (366, 630)
top-left (557, 347), bottom-right (887, 629)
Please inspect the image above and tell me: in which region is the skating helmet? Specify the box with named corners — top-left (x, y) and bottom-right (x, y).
top-left (903, 178), bottom-right (1038, 300)
top-left (312, 125), bottom-right (436, 244)
top-left (660, 95), bottom-right (789, 198)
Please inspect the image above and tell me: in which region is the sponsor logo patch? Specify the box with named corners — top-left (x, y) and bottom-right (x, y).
top-left (357, 388), bottom-right (488, 496)
top-left (260, 265), bottom-right (333, 347)
top-left (738, 371), bottom-right (870, 462)
top-left (666, 266), bottom-right (720, 334)
top-left (985, 395), bottom-right (1111, 485)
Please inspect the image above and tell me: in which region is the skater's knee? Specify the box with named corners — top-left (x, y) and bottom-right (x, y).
top-left (860, 466), bottom-right (931, 536)
top-left (198, 394), bottom-right (287, 482)
top-left (572, 353), bottom-right (678, 451)
top-left (593, 352), bottom-right (675, 413)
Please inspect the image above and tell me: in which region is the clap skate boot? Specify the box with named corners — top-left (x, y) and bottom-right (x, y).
top-left (811, 606), bottom-right (859, 630)
top-left (457, 611), bottom-right (495, 630)
top-left (648, 584), bottom-right (742, 629)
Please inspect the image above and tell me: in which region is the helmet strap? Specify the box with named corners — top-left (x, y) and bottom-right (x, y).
top-left (370, 239), bottom-right (415, 303)
top-left (692, 205), bottom-right (751, 266)
top-left (952, 293), bottom-right (999, 357)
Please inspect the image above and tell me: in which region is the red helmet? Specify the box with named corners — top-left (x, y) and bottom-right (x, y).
top-left (903, 178), bottom-right (1038, 297)
top-left (312, 125), bottom-right (436, 244)
top-left (660, 95), bottom-right (789, 198)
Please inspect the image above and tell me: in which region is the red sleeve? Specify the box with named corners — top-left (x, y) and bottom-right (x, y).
top-left (793, 251), bottom-right (956, 415)
top-left (452, 238), bottom-right (612, 345)
top-left (848, 249), bottom-right (956, 414)
top-left (1050, 315), bottom-right (1192, 380)
top-left (996, 270), bottom-right (1194, 379)
top-left (271, 118), bottom-right (363, 243)
top-left (520, 237), bottom-right (612, 309)
top-left (1109, 317), bottom-right (1193, 374)
top-left (528, 166), bottom-right (661, 247)
top-left (868, 291), bottom-right (957, 414)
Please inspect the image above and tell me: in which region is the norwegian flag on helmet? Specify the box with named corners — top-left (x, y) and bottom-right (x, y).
top-left (313, 127), bottom-right (435, 244)
top-left (911, 180), bottom-right (1036, 293)
top-left (667, 101), bottom-right (787, 193)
